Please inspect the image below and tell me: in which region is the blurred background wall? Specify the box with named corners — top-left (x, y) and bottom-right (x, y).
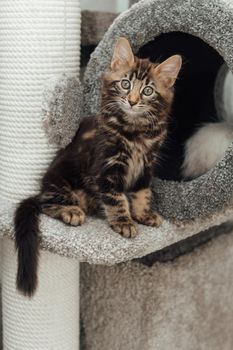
top-left (81, 0), bottom-right (129, 13)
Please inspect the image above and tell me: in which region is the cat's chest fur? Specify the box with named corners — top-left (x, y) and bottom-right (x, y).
top-left (122, 138), bottom-right (150, 189)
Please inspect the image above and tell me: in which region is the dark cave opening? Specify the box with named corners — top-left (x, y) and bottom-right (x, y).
top-left (137, 32), bottom-right (224, 180)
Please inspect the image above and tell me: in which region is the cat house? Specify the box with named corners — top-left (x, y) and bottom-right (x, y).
top-left (42, 0), bottom-right (233, 264)
top-left (0, 0), bottom-right (233, 349)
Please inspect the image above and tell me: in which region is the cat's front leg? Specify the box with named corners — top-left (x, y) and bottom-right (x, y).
top-left (101, 192), bottom-right (137, 238)
top-left (98, 169), bottom-right (137, 238)
top-left (130, 187), bottom-right (162, 228)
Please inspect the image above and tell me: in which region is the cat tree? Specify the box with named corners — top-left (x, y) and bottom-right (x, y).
top-left (0, 0), bottom-right (81, 349)
top-left (0, 0), bottom-right (233, 349)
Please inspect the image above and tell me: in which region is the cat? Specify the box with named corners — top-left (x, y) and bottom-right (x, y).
top-left (182, 67), bottom-right (233, 179)
top-left (14, 37), bottom-right (182, 296)
top-left (182, 121), bottom-right (233, 179)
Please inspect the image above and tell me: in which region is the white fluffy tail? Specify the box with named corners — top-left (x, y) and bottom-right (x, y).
top-left (182, 122), bottom-right (233, 179)
top-left (182, 67), bottom-right (233, 179)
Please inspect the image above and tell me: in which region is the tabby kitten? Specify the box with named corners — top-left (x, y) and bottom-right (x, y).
top-left (15, 37), bottom-right (182, 296)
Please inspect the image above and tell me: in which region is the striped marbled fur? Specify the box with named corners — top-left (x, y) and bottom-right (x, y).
top-left (14, 37), bottom-right (182, 296)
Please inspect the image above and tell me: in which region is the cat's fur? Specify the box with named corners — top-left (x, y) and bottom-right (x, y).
top-left (182, 121), bottom-right (233, 179)
top-left (14, 37), bottom-right (182, 296)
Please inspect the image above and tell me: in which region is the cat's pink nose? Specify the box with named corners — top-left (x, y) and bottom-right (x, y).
top-left (128, 100), bottom-right (137, 106)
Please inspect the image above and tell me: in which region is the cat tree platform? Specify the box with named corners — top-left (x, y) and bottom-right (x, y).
top-left (1, 0), bottom-right (233, 349)
top-left (0, 195), bottom-right (233, 265)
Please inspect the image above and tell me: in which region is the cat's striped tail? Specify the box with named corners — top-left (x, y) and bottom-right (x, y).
top-left (14, 196), bottom-right (42, 297)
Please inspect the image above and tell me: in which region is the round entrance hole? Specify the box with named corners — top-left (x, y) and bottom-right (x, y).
top-left (138, 32), bottom-right (225, 180)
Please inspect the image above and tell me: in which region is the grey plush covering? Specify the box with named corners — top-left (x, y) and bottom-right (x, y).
top-left (1, 0), bottom-right (233, 262)
top-left (42, 74), bottom-right (83, 149)
top-left (0, 198), bottom-right (233, 263)
top-left (80, 224), bottom-right (233, 350)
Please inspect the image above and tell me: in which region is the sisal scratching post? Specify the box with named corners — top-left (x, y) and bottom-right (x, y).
top-left (0, 0), bottom-right (81, 348)
top-left (2, 238), bottom-right (79, 350)
top-left (0, 0), bottom-right (80, 202)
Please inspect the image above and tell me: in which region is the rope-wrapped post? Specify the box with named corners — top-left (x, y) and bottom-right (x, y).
top-left (2, 238), bottom-right (79, 350)
top-left (0, 0), bottom-right (81, 348)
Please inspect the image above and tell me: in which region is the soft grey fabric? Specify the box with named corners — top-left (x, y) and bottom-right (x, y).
top-left (138, 221), bottom-right (233, 265)
top-left (42, 74), bottom-right (83, 148)
top-left (80, 227), bottom-right (233, 350)
top-left (1, 198), bottom-right (233, 263)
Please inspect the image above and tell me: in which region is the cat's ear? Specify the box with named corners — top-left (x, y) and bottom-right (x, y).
top-left (152, 55), bottom-right (182, 88)
top-left (111, 37), bottom-right (135, 71)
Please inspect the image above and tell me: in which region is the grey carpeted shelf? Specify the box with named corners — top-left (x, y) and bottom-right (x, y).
top-left (1, 198), bottom-right (233, 264)
top-left (2, 0), bottom-right (233, 265)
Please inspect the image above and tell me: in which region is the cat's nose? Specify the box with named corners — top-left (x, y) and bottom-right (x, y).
top-left (128, 99), bottom-right (137, 106)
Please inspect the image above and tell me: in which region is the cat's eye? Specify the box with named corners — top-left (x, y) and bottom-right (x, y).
top-left (121, 79), bottom-right (131, 90)
top-left (143, 86), bottom-right (154, 96)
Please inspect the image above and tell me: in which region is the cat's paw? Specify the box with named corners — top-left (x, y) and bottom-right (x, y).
top-left (61, 206), bottom-right (85, 226)
top-left (134, 211), bottom-right (162, 227)
top-left (110, 219), bottom-right (137, 238)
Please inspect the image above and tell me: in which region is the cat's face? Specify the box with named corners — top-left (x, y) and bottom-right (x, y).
top-left (107, 62), bottom-right (161, 116)
top-left (103, 37), bottom-right (182, 122)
